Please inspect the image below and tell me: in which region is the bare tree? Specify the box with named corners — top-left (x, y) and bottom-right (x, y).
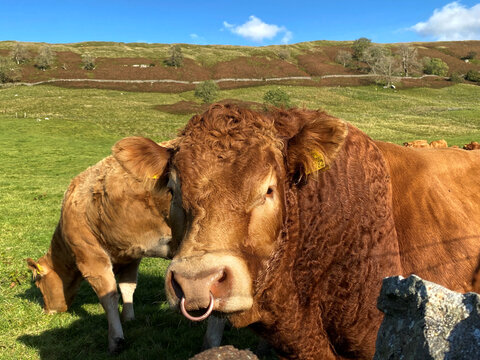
top-left (397, 45), bottom-right (421, 77)
top-left (363, 46), bottom-right (399, 86)
top-left (35, 46), bottom-right (55, 70)
top-left (11, 42), bottom-right (30, 64)
top-left (362, 46), bottom-right (390, 74)
top-left (375, 55), bottom-right (399, 87)
top-left (335, 50), bottom-right (352, 67)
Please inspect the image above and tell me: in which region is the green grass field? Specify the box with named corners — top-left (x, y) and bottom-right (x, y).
top-left (1, 83), bottom-right (480, 359)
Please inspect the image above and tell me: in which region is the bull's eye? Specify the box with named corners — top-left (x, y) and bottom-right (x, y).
top-left (266, 186), bottom-right (274, 198)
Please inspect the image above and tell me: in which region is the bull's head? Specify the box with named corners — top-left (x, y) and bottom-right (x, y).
top-left (113, 105), bottom-right (347, 325)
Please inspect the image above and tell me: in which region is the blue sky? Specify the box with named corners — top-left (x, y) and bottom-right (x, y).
top-left (2, 1), bottom-right (480, 45)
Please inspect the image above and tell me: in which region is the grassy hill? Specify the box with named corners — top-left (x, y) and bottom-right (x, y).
top-left (1, 40), bottom-right (480, 91)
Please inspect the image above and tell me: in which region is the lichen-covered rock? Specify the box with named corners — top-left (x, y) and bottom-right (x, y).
top-left (189, 345), bottom-right (258, 360)
top-left (374, 274), bottom-right (480, 360)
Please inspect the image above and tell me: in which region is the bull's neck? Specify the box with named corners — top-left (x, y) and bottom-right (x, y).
top-left (248, 125), bottom-right (402, 358)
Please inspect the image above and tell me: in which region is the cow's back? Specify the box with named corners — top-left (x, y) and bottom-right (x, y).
top-left (61, 155), bottom-right (171, 264)
top-left (376, 141), bottom-right (480, 293)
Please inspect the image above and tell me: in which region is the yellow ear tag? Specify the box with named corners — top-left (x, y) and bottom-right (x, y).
top-left (36, 263), bottom-right (44, 274)
top-left (308, 151), bottom-right (329, 174)
top-left (151, 174), bottom-right (159, 180)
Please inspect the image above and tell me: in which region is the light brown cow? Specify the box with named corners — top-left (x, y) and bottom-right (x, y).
top-left (113, 104), bottom-right (480, 359)
top-left (429, 139), bottom-right (448, 148)
top-left (403, 139), bottom-right (448, 148)
top-left (27, 148), bottom-right (174, 353)
top-left (464, 141), bottom-right (480, 150)
top-left (403, 139), bottom-right (429, 148)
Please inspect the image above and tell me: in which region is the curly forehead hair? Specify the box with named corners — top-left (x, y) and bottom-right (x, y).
top-left (178, 104), bottom-right (283, 152)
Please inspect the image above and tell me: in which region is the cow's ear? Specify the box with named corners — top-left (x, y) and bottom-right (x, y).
top-left (26, 258), bottom-right (47, 278)
top-left (274, 109), bottom-right (348, 182)
top-left (112, 137), bottom-right (170, 188)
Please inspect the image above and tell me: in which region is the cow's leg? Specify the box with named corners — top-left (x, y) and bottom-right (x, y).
top-left (117, 259), bottom-right (141, 322)
top-left (77, 256), bottom-right (125, 354)
top-left (202, 315), bottom-right (226, 349)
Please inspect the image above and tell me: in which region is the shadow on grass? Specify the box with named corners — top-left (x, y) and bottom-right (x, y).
top-left (17, 272), bottom-right (274, 360)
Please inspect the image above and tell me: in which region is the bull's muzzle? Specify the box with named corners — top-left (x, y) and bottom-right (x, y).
top-left (168, 267), bottom-right (229, 321)
top-left (165, 254), bottom-right (253, 317)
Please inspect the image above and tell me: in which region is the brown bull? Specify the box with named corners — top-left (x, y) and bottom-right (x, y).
top-left (113, 104), bottom-right (480, 359)
top-left (27, 150), bottom-right (174, 353)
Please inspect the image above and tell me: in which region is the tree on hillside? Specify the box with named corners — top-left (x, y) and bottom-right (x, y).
top-left (35, 45), bottom-right (55, 70)
top-left (11, 42), bottom-right (31, 64)
top-left (0, 56), bottom-right (20, 83)
top-left (423, 57), bottom-right (449, 77)
top-left (352, 37), bottom-right (372, 60)
top-left (277, 48), bottom-right (290, 60)
top-left (362, 46), bottom-right (399, 87)
top-left (397, 45), bottom-right (421, 77)
top-left (81, 53), bottom-right (96, 70)
top-left (335, 50), bottom-right (353, 67)
top-left (194, 80), bottom-right (219, 104)
top-left (263, 88), bottom-right (292, 108)
top-left (165, 45), bottom-right (184, 68)
top-left (362, 46), bottom-right (391, 74)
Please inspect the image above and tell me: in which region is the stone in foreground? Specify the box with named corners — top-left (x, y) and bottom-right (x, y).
top-left (375, 274), bottom-right (480, 360)
top-left (189, 345), bottom-right (258, 360)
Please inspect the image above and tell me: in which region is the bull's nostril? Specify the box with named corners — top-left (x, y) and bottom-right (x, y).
top-left (171, 273), bottom-right (184, 300)
top-left (218, 270), bottom-right (227, 283)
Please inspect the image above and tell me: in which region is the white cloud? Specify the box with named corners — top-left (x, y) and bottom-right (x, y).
top-left (281, 30), bottom-right (293, 44)
top-left (223, 15), bottom-right (292, 43)
top-left (190, 33), bottom-right (206, 43)
top-left (411, 1), bottom-right (480, 40)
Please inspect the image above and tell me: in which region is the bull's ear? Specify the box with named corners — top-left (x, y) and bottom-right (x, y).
top-left (275, 109), bottom-right (348, 181)
top-left (26, 258), bottom-right (47, 278)
top-left (112, 137), bottom-right (170, 187)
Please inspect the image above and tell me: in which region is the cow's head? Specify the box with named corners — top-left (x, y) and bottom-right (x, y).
top-left (26, 256), bottom-right (82, 313)
top-left (114, 105), bottom-right (348, 325)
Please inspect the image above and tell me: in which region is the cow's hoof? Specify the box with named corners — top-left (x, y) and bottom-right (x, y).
top-left (121, 313), bottom-right (135, 322)
top-left (109, 337), bottom-right (127, 354)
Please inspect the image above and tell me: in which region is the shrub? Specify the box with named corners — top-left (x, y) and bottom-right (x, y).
top-left (465, 70), bottom-right (480, 82)
top-left (352, 37), bottom-right (372, 60)
top-left (0, 56), bottom-right (20, 83)
top-left (165, 45), bottom-right (183, 67)
top-left (449, 72), bottom-right (464, 83)
top-left (462, 51), bottom-right (477, 60)
top-left (423, 57), bottom-right (449, 76)
top-left (277, 49), bottom-right (290, 60)
top-left (35, 46), bottom-right (55, 70)
top-left (194, 80), bottom-right (219, 104)
top-left (81, 53), bottom-right (96, 70)
top-left (263, 88), bottom-right (291, 108)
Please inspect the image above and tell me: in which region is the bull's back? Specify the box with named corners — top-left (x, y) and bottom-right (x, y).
top-left (376, 141), bottom-right (480, 292)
